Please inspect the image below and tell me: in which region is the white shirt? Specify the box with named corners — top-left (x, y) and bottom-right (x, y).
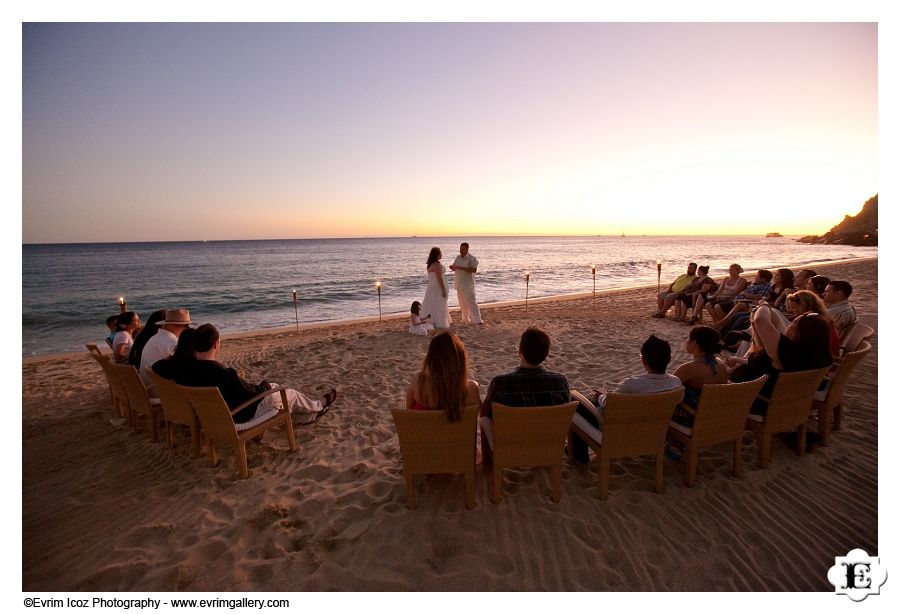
top-left (453, 253), bottom-right (479, 290)
top-left (139, 329), bottom-right (179, 393)
top-left (112, 331), bottom-right (133, 364)
top-left (597, 372), bottom-right (682, 409)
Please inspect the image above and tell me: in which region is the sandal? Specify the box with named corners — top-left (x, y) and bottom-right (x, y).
top-left (321, 388), bottom-right (338, 410)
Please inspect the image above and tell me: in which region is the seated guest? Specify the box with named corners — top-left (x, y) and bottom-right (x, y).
top-left (728, 305), bottom-right (833, 414)
top-left (808, 275), bottom-right (830, 297)
top-left (152, 327), bottom-right (198, 379)
top-left (128, 309), bottom-right (166, 368)
top-left (139, 308), bottom-right (194, 396)
top-left (673, 326), bottom-right (728, 409)
top-left (824, 281), bottom-right (858, 337)
top-left (105, 315), bottom-right (118, 348)
top-left (159, 323), bottom-right (337, 425)
top-left (711, 269), bottom-right (773, 323)
top-left (112, 311), bottom-right (141, 364)
top-left (405, 331), bottom-right (480, 420)
top-left (690, 263), bottom-right (748, 324)
top-left (652, 262), bottom-right (697, 318)
top-left (793, 269), bottom-right (816, 296)
top-left (480, 327), bottom-right (570, 418)
top-left (785, 290), bottom-right (840, 356)
top-left (570, 335), bottom-right (680, 463)
top-left (726, 290), bottom-right (840, 358)
top-left (718, 268), bottom-right (795, 337)
top-left (766, 268), bottom-right (796, 312)
top-left (672, 265), bottom-right (717, 321)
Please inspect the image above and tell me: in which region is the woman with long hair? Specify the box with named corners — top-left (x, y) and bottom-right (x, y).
top-left (128, 309), bottom-right (167, 367)
top-left (784, 290), bottom-right (840, 356)
top-left (405, 331), bottom-right (480, 422)
top-left (112, 311), bottom-right (141, 364)
top-left (150, 328), bottom-right (197, 380)
top-left (420, 246), bottom-right (451, 329)
top-left (769, 268), bottom-right (796, 310)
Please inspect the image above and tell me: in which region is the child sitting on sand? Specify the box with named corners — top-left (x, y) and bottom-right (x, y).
top-left (408, 301), bottom-right (434, 336)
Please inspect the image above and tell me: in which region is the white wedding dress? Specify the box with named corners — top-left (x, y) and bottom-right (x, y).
top-left (421, 264), bottom-right (452, 329)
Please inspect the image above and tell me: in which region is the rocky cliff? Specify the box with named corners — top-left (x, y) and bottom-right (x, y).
top-left (797, 194), bottom-right (877, 246)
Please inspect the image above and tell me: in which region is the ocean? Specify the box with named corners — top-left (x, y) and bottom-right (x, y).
top-left (22, 235), bottom-right (876, 357)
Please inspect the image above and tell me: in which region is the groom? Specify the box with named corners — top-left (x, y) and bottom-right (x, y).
top-left (450, 242), bottom-right (483, 324)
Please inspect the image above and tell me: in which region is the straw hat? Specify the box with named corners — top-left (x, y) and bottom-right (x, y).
top-left (155, 309), bottom-right (194, 326)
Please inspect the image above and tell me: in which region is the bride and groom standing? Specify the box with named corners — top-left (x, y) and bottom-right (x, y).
top-left (421, 242), bottom-right (483, 329)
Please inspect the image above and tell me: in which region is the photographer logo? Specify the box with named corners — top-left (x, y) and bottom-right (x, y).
top-left (827, 548), bottom-right (887, 601)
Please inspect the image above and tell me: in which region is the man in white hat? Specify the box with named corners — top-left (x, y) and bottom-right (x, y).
top-left (140, 308), bottom-right (194, 396)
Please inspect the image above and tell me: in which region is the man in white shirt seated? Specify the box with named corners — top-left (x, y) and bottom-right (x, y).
top-left (139, 308), bottom-right (193, 397)
top-left (570, 335), bottom-right (681, 463)
top-left (824, 280), bottom-right (858, 337)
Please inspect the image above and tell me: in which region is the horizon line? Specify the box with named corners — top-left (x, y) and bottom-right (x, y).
top-left (22, 232), bottom-right (816, 246)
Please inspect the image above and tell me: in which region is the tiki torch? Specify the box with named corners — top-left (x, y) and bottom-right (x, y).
top-left (525, 272), bottom-right (530, 312)
top-left (118, 296), bottom-right (127, 313)
top-left (376, 281), bottom-right (382, 323)
top-left (591, 264), bottom-right (596, 306)
top-left (292, 289), bottom-right (299, 333)
top-left (656, 260), bottom-right (662, 294)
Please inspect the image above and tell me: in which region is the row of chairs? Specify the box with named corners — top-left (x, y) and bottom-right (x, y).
top-left (392, 340), bottom-right (872, 508)
top-left (85, 344), bottom-right (297, 478)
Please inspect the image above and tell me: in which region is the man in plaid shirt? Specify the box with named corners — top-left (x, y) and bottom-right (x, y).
top-left (480, 327), bottom-right (570, 418)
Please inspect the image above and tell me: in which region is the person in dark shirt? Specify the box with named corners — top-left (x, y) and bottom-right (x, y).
top-left (480, 327), bottom-right (570, 418)
top-left (154, 324), bottom-right (336, 424)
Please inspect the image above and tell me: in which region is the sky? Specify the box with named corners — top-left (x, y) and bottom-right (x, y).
top-left (22, 22), bottom-right (877, 242)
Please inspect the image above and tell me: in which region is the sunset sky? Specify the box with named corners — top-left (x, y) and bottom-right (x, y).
top-left (22, 22), bottom-right (877, 243)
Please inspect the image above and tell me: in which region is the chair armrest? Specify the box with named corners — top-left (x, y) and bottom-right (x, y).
top-left (230, 385), bottom-right (288, 416)
top-left (571, 389), bottom-right (603, 422)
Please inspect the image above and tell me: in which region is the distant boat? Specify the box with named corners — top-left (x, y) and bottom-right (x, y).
top-left (621, 232), bottom-right (625, 237)
top-left (765, 232), bottom-right (783, 238)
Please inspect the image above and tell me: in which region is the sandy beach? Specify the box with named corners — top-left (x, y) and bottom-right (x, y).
top-left (21, 258), bottom-right (877, 592)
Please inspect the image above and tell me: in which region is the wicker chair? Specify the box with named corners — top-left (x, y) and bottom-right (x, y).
top-left (839, 323), bottom-right (873, 355)
top-left (96, 359), bottom-right (129, 419)
top-left (149, 373), bottom-right (203, 457)
top-left (111, 363), bottom-right (165, 441)
top-left (744, 367), bottom-right (830, 468)
top-left (391, 404), bottom-right (480, 510)
top-left (568, 388), bottom-right (684, 499)
top-left (85, 343), bottom-right (106, 361)
top-left (667, 376), bottom-right (767, 486)
top-left (481, 401), bottom-right (578, 504)
top-left (811, 342), bottom-right (872, 445)
top-left (180, 385), bottom-right (297, 478)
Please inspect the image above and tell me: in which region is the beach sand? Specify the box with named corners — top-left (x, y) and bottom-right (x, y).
top-left (22, 258), bottom-right (877, 591)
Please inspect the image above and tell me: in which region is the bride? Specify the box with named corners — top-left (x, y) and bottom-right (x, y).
top-left (421, 247), bottom-right (451, 329)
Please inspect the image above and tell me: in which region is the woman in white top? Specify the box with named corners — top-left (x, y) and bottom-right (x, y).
top-left (688, 263), bottom-right (748, 324)
top-left (112, 311), bottom-right (141, 364)
top-left (420, 247), bottom-right (451, 329)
